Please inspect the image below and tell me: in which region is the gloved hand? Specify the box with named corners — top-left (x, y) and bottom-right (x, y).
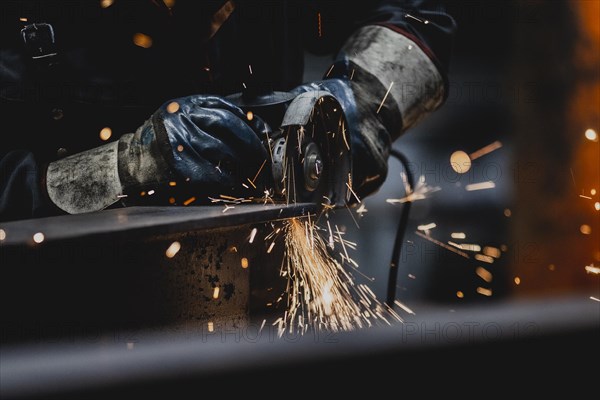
top-left (291, 74), bottom-right (396, 201)
top-left (46, 95), bottom-right (272, 214)
top-left (292, 24), bottom-right (447, 201)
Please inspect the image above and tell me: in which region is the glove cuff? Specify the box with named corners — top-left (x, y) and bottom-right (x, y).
top-left (46, 141), bottom-right (122, 214)
top-left (336, 25), bottom-right (445, 134)
top-left (117, 121), bottom-right (172, 192)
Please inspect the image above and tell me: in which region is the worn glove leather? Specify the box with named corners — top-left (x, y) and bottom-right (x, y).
top-left (46, 95), bottom-right (272, 214)
top-left (136, 95), bottom-right (272, 197)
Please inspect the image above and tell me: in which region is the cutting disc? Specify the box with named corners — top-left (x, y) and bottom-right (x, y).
top-left (272, 91), bottom-right (351, 208)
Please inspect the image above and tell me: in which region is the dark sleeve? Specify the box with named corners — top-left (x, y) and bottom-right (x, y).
top-left (0, 151), bottom-right (56, 222)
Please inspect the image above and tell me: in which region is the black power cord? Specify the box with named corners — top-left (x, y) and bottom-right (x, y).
top-left (386, 148), bottom-right (414, 307)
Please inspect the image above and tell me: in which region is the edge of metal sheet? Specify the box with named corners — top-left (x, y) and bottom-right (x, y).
top-left (0, 204), bottom-right (318, 245)
top-left (0, 295), bottom-right (597, 398)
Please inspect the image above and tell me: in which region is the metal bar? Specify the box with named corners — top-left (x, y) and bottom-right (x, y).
top-left (0, 204), bottom-right (317, 245)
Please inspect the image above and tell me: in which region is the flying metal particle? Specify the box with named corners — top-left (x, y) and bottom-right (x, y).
top-left (33, 232), bottom-right (45, 244)
top-left (465, 181), bottom-right (496, 191)
top-left (249, 227), bottom-right (258, 243)
top-left (165, 241), bottom-right (181, 258)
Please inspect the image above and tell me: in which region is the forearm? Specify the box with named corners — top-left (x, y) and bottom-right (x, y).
top-left (325, 0), bottom-right (456, 197)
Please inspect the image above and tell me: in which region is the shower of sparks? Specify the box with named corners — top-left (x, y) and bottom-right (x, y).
top-left (213, 286), bottom-right (220, 299)
top-left (584, 264), bottom-right (600, 274)
top-left (448, 242), bottom-right (481, 252)
top-left (249, 227), bottom-right (258, 243)
top-left (346, 182), bottom-right (361, 204)
top-left (277, 218), bottom-right (401, 335)
top-left (209, 195), bottom-right (251, 205)
top-left (251, 159), bottom-right (267, 184)
top-left (456, 291), bottom-right (464, 298)
top-left (356, 203), bottom-right (368, 217)
top-left (450, 150), bottom-right (471, 174)
top-left (514, 277), bottom-right (521, 285)
top-left (387, 173), bottom-right (441, 204)
top-left (417, 222), bottom-right (437, 231)
top-left (476, 287), bottom-right (492, 297)
top-left (183, 197), bottom-right (196, 206)
top-left (592, 189), bottom-right (597, 195)
top-left (325, 64), bottom-right (335, 78)
top-left (317, 12), bottom-right (322, 37)
top-left (376, 81), bottom-right (394, 114)
top-left (147, 189), bottom-right (155, 196)
top-left (483, 246), bottom-right (501, 258)
top-left (326, 220), bottom-right (335, 249)
top-left (99, 127), bottom-right (112, 141)
top-left (580, 224), bottom-right (592, 234)
top-left (465, 181), bottom-right (496, 191)
top-left (0, 229), bottom-right (5, 241)
top-left (165, 241), bottom-right (181, 258)
top-left (469, 140), bottom-right (503, 160)
top-left (579, 194), bottom-right (592, 199)
top-left (394, 300), bottom-right (415, 315)
top-left (222, 205), bottom-right (235, 213)
top-left (166, 101), bottom-right (180, 113)
top-left (451, 232), bottom-right (466, 239)
top-left (405, 13), bottom-right (426, 23)
top-left (341, 119), bottom-right (350, 151)
top-left (475, 254), bottom-right (494, 264)
top-left (475, 266), bottom-right (493, 283)
top-left (33, 232), bottom-right (45, 244)
top-left (132, 32), bottom-right (152, 48)
top-left (415, 231), bottom-right (469, 258)
top-left (594, 202), bottom-right (600, 211)
top-left (241, 257), bottom-right (249, 269)
top-left (590, 297), bottom-right (600, 302)
top-left (585, 128), bottom-right (598, 141)
top-left (207, 321), bottom-right (214, 332)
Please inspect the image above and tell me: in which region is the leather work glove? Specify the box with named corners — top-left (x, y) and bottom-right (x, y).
top-left (293, 25), bottom-right (447, 201)
top-left (46, 95), bottom-right (272, 214)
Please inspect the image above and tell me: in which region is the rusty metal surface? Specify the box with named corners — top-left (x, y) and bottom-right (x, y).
top-left (0, 206), bottom-right (296, 345)
top-left (0, 203), bottom-right (317, 246)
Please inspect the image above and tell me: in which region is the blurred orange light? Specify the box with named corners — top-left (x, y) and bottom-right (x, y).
top-left (99, 127), bottom-right (112, 141)
top-left (133, 33), bottom-right (153, 49)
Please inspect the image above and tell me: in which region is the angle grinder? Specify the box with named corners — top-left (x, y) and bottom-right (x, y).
top-left (226, 81), bottom-right (351, 208)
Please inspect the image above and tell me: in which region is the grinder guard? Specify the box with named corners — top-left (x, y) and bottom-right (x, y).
top-left (278, 91), bottom-right (351, 208)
